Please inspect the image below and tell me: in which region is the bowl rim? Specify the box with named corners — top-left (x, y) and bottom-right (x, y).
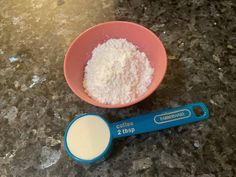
top-left (64, 21), bottom-right (167, 108)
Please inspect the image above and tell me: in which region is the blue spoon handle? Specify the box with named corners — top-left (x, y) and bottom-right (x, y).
top-left (110, 102), bottom-right (209, 138)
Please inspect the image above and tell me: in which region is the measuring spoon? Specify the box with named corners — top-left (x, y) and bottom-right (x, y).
top-left (64, 102), bottom-right (209, 163)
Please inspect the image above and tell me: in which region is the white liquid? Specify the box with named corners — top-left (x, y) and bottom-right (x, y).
top-left (66, 115), bottom-right (111, 160)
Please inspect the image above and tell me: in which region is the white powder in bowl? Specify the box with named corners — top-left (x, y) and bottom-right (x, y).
top-left (83, 38), bottom-right (154, 105)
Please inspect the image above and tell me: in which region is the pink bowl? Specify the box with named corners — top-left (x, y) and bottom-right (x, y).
top-left (64, 21), bottom-right (167, 108)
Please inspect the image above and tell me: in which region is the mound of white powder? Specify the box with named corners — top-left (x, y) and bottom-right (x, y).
top-left (83, 38), bottom-right (154, 105)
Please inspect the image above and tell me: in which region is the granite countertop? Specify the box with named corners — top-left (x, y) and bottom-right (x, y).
top-left (0, 0), bottom-right (235, 176)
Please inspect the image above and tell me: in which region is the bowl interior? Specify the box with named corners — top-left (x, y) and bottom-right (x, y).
top-left (64, 21), bottom-right (167, 108)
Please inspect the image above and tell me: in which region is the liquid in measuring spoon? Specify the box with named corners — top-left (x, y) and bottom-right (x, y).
top-left (65, 115), bottom-right (110, 160)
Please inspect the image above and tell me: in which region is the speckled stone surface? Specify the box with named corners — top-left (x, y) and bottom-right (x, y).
top-left (0, 0), bottom-right (235, 176)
